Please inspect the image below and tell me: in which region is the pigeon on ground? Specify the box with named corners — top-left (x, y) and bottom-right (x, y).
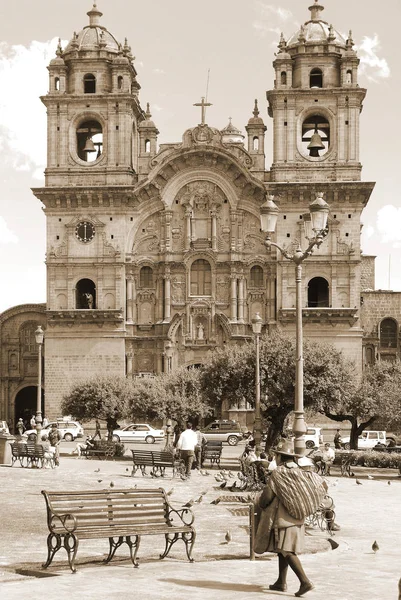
top-left (372, 540), bottom-right (379, 553)
top-left (367, 475), bottom-right (374, 480)
top-left (166, 488), bottom-right (174, 496)
top-left (219, 481), bottom-right (227, 489)
top-left (228, 471), bottom-right (235, 478)
top-left (210, 498), bottom-right (221, 505)
top-left (110, 481), bottom-right (114, 488)
top-left (97, 479), bottom-right (102, 483)
top-left (388, 481), bottom-right (391, 485)
top-left (201, 490), bottom-right (208, 496)
top-left (94, 468), bottom-right (100, 473)
top-left (215, 475), bottom-right (223, 482)
top-left (356, 479), bottom-right (362, 485)
top-left (225, 530), bottom-right (232, 543)
top-left (183, 499), bottom-right (194, 508)
top-left (126, 467), bottom-right (129, 472)
top-left (194, 495), bottom-right (204, 504)
top-left (327, 538), bottom-right (339, 550)
top-left (228, 481), bottom-right (237, 492)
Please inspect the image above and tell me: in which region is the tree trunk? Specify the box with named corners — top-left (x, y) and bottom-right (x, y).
top-left (350, 419), bottom-right (359, 450)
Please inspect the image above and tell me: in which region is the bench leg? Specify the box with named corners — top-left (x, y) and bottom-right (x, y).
top-left (126, 535), bottom-right (140, 567)
top-left (160, 531), bottom-right (195, 563)
top-left (105, 536), bottom-right (125, 563)
top-left (42, 533), bottom-right (63, 569)
top-left (64, 533), bottom-right (79, 573)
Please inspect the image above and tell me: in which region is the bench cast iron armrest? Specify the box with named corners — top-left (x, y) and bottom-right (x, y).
top-left (167, 505), bottom-right (195, 527)
top-left (48, 512), bottom-right (78, 534)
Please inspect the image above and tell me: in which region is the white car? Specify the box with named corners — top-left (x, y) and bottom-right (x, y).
top-left (112, 424), bottom-right (165, 444)
top-left (341, 430), bottom-right (386, 450)
top-left (286, 427), bottom-right (323, 449)
top-left (25, 420), bottom-right (84, 442)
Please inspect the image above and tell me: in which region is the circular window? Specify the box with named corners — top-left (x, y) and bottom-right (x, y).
top-left (75, 221), bottom-right (95, 243)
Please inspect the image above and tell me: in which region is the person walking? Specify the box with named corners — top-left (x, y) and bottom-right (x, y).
top-left (30, 414), bottom-right (36, 428)
top-left (254, 439), bottom-right (326, 597)
top-left (176, 422), bottom-right (198, 478)
top-left (48, 422), bottom-right (61, 466)
top-left (194, 425), bottom-right (207, 469)
top-left (93, 418), bottom-right (102, 440)
top-left (333, 429), bottom-right (342, 449)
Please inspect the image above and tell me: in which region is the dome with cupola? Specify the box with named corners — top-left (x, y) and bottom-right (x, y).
top-left (63, 3), bottom-right (120, 55)
top-left (287, 1), bottom-right (346, 48)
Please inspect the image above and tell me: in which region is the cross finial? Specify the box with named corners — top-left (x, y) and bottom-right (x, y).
top-left (193, 96), bottom-right (212, 125)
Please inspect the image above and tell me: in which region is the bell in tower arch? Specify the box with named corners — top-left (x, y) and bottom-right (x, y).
top-left (307, 128), bottom-right (325, 157)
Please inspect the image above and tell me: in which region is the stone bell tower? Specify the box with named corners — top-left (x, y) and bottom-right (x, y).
top-left (267, 0), bottom-right (365, 183)
top-left (265, 0), bottom-right (375, 372)
top-left (32, 3), bottom-right (147, 418)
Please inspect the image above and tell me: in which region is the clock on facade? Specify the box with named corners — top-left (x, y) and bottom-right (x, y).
top-left (75, 221), bottom-right (95, 243)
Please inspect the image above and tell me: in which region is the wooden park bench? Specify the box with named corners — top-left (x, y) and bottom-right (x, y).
top-left (131, 449), bottom-right (184, 478)
top-left (202, 441), bottom-right (223, 468)
top-left (41, 487), bottom-right (196, 573)
top-left (10, 442), bottom-right (55, 469)
top-left (81, 439), bottom-right (116, 460)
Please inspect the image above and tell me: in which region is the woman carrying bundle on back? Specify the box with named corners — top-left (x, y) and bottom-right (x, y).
top-left (254, 439), bottom-right (327, 597)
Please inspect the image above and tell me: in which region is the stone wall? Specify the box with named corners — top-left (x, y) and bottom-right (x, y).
top-left (361, 255), bottom-right (376, 290)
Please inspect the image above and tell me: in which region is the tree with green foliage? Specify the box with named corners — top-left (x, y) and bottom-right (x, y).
top-left (200, 331), bottom-right (354, 448)
top-left (322, 360), bottom-right (401, 449)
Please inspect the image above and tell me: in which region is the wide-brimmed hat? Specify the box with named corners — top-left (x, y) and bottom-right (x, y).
top-left (272, 438), bottom-right (302, 458)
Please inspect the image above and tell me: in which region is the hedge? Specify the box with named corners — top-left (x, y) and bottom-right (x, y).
top-left (333, 449), bottom-right (401, 470)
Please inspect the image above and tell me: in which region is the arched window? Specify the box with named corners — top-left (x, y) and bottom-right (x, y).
top-left (76, 119), bottom-right (103, 162)
top-left (84, 73), bottom-right (96, 93)
top-left (76, 279), bottom-right (96, 309)
top-left (190, 259), bottom-right (211, 296)
top-left (250, 265), bottom-right (263, 287)
top-left (346, 70), bottom-right (352, 84)
top-left (117, 75), bottom-right (123, 90)
top-left (307, 277), bottom-right (329, 307)
top-left (281, 71), bottom-right (287, 85)
top-left (310, 68), bottom-right (323, 88)
top-left (301, 114), bottom-right (330, 157)
top-left (54, 77), bottom-right (60, 91)
top-left (145, 139), bottom-right (151, 153)
top-left (380, 318), bottom-right (398, 348)
top-left (139, 266), bottom-right (154, 288)
top-left (253, 136), bottom-right (259, 151)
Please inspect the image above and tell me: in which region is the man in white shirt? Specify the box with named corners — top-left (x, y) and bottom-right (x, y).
top-left (321, 442), bottom-right (335, 475)
top-left (176, 422), bottom-right (198, 478)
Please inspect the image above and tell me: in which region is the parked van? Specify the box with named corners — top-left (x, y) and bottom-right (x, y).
top-left (341, 430), bottom-right (386, 450)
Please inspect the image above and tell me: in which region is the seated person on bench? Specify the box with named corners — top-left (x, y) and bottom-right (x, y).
top-left (71, 436), bottom-right (95, 458)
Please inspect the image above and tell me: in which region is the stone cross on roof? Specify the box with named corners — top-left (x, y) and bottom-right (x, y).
top-left (193, 96), bottom-right (212, 125)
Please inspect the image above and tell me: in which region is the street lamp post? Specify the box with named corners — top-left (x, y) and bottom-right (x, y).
top-left (35, 325), bottom-right (44, 441)
top-left (251, 313), bottom-right (263, 455)
top-left (260, 192), bottom-right (329, 456)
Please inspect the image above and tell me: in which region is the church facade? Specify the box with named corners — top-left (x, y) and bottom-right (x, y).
top-left (1, 2), bottom-right (399, 425)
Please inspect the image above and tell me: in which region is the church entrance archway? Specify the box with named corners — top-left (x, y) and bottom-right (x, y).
top-left (14, 386), bottom-right (44, 429)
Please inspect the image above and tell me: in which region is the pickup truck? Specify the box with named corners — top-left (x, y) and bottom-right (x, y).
top-left (341, 430), bottom-right (386, 450)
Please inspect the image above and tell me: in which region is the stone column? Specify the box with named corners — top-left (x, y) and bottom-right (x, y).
top-left (126, 352), bottom-right (133, 377)
top-left (132, 276), bottom-right (137, 323)
top-left (164, 273), bottom-right (171, 320)
top-left (238, 277), bottom-right (245, 323)
top-left (230, 275), bottom-right (237, 321)
top-left (211, 208), bottom-right (217, 251)
top-left (185, 207), bottom-right (192, 250)
top-left (126, 277), bottom-right (133, 323)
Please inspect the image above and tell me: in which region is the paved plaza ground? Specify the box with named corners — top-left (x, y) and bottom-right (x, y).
top-left (0, 442), bottom-right (400, 600)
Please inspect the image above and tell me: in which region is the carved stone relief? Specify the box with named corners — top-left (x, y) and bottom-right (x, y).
top-left (171, 276), bottom-right (186, 304)
top-left (134, 215), bottom-right (161, 254)
top-left (216, 275), bottom-right (230, 303)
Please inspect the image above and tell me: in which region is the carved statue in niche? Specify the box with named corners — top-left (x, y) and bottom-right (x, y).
top-left (196, 322), bottom-right (205, 340)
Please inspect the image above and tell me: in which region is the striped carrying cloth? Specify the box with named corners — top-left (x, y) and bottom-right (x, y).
top-left (269, 466), bottom-right (327, 520)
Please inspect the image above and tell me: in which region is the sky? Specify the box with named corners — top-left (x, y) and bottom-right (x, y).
top-left (0, 0), bottom-right (400, 313)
